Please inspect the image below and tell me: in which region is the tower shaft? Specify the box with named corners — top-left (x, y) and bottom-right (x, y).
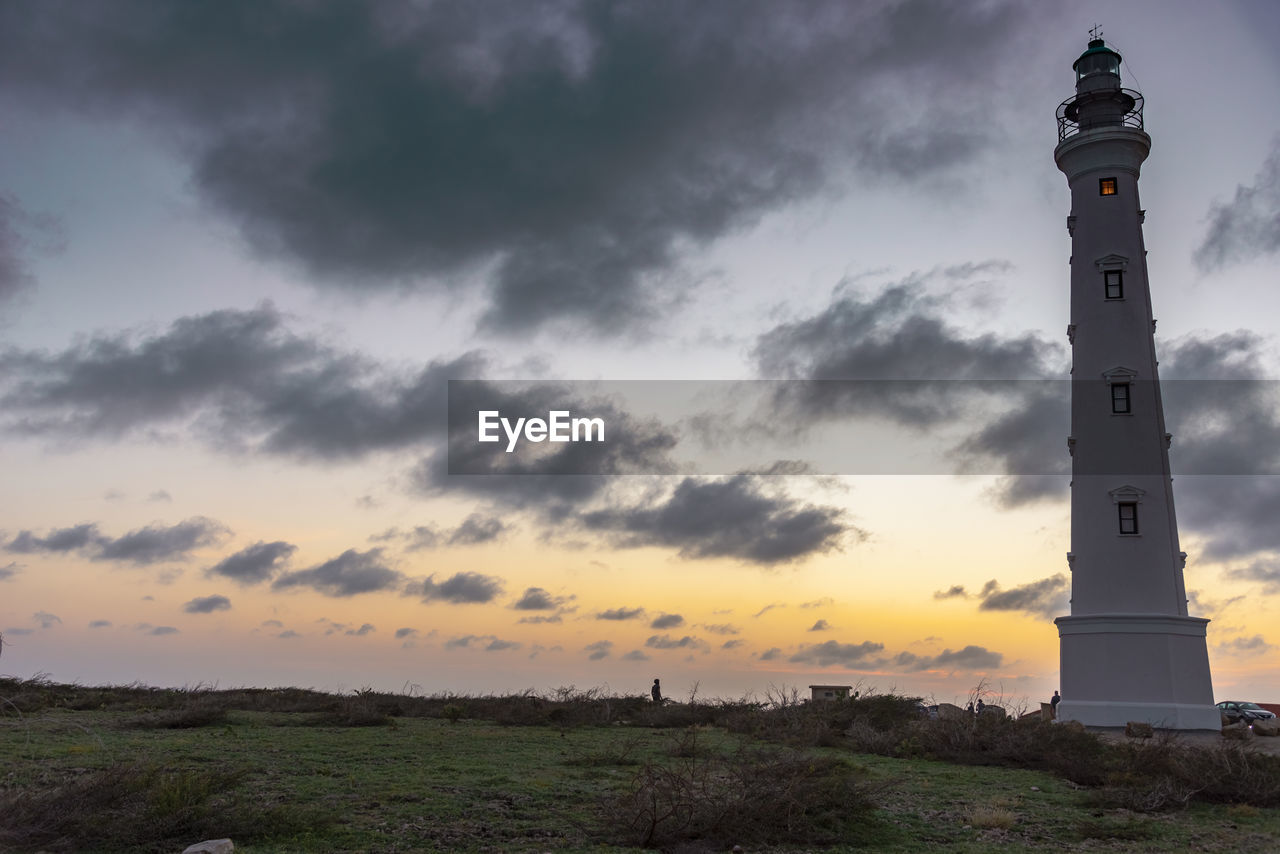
top-left (1052, 38), bottom-right (1217, 730)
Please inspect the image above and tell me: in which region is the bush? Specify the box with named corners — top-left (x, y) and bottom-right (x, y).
top-left (604, 744), bottom-right (881, 849)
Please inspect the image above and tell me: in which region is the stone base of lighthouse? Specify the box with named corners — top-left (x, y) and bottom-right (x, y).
top-left (1055, 614), bottom-right (1220, 730)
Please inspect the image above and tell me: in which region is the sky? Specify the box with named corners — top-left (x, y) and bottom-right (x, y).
top-left (2, 0), bottom-right (1279, 707)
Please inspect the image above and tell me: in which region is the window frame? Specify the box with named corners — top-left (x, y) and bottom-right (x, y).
top-left (1104, 269), bottom-right (1124, 299)
top-left (1099, 177), bottom-right (1118, 196)
top-left (1118, 502), bottom-right (1139, 535)
top-left (1111, 382), bottom-right (1131, 414)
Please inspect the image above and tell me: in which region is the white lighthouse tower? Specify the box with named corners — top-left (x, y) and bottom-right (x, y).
top-left (1053, 34), bottom-right (1218, 730)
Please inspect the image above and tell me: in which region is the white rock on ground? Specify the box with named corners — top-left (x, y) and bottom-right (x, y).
top-left (182, 840), bottom-right (233, 854)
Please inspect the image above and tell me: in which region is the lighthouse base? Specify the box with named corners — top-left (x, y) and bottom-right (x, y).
top-left (1056, 613), bottom-right (1220, 731)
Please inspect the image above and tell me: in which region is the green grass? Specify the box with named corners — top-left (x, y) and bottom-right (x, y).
top-left (2, 679), bottom-right (1280, 852)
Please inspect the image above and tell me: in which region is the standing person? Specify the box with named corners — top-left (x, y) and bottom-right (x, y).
top-left (976, 699), bottom-right (985, 714)
top-left (651, 678), bottom-right (663, 704)
top-left (1050, 690), bottom-right (1061, 718)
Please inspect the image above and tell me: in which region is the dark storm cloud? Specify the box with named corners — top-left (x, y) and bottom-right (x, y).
top-left (893, 645), bottom-right (1003, 672)
top-left (182, 594), bottom-right (231, 614)
top-left (1195, 140), bottom-right (1280, 270)
top-left (754, 272), bottom-right (1062, 419)
top-left (0, 304), bottom-right (483, 459)
top-left (6, 518), bottom-right (228, 565)
top-left (205, 541), bottom-right (296, 585)
top-left (597, 606), bottom-right (645, 621)
top-left (579, 475), bottom-right (849, 565)
top-left (976, 575), bottom-right (1068, 619)
top-left (788, 640), bottom-right (884, 668)
top-left (272, 548), bottom-right (404, 597)
top-left (0, 0), bottom-right (1037, 333)
top-left (649, 613), bottom-right (684, 629)
top-left (408, 570), bottom-right (504, 604)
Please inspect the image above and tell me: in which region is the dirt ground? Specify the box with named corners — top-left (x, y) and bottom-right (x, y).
top-left (1093, 726), bottom-right (1280, 756)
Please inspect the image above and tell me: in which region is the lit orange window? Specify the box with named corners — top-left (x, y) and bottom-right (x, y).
top-left (1099, 177), bottom-right (1117, 195)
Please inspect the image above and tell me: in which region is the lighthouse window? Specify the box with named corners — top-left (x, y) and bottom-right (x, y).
top-left (1104, 270), bottom-right (1123, 299)
top-left (1099, 177), bottom-right (1117, 196)
top-left (1118, 502), bottom-right (1139, 535)
top-left (1111, 382), bottom-right (1131, 413)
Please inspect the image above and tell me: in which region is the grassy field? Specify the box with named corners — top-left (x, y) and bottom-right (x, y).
top-left (2, 678), bottom-right (1280, 853)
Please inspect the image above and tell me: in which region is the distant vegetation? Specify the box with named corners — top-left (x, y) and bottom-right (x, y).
top-left (2, 674), bottom-right (1279, 852)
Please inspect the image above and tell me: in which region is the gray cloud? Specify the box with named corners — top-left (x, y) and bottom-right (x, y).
top-left (512, 586), bottom-right (571, 611)
top-left (7, 519), bottom-right (226, 565)
top-left (1216, 634), bottom-right (1272, 656)
top-left (721, 639), bottom-right (744, 650)
top-left (1223, 560), bottom-right (1280, 593)
top-left (147, 490), bottom-right (173, 503)
top-left (394, 627), bottom-right (418, 639)
top-left (808, 619), bottom-right (831, 632)
top-left (89, 619), bottom-right (111, 628)
top-left (206, 541), bottom-right (297, 585)
top-left (758, 647), bottom-right (783, 661)
top-left (976, 575), bottom-right (1068, 619)
top-left (933, 585), bottom-right (969, 600)
top-left (444, 634), bottom-right (520, 652)
top-left (580, 475), bottom-right (849, 565)
top-left (149, 626), bottom-right (179, 636)
top-left (278, 629), bottom-right (300, 639)
top-left (182, 595), bottom-right (231, 614)
top-left (0, 193), bottom-right (60, 304)
top-left (893, 645), bottom-right (1003, 672)
top-left (703, 623), bottom-right (739, 636)
top-left (33, 610), bottom-right (61, 629)
top-left (1196, 139), bottom-right (1280, 270)
top-left (585, 640), bottom-right (613, 661)
top-left (597, 606), bottom-right (645, 621)
top-left (272, 548), bottom-right (404, 597)
top-left (346, 623), bottom-right (376, 636)
top-left (0, 0), bottom-right (1037, 333)
top-left (95, 518), bottom-right (229, 565)
top-left (0, 561), bottom-right (20, 581)
top-left (788, 640), bottom-right (884, 668)
top-left (408, 570), bottom-right (504, 604)
top-left (446, 514), bottom-right (507, 546)
top-left (650, 613), bottom-right (684, 629)
top-left (644, 634), bottom-right (708, 651)
top-left (7, 523), bottom-right (104, 554)
top-left (620, 649), bottom-right (650, 662)
top-left (0, 303), bottom-right (483, 459)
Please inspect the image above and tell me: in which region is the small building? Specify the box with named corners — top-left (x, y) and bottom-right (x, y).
top-left (809, 685), bottom-right (853, 702)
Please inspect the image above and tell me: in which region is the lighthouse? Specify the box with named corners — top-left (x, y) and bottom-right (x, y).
top-left (1053, 34), bottom-right (1218, 730)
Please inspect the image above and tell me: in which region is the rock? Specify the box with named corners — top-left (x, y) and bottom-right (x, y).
top-left (1124, 721), bottom-right (1153, 738)
top-left (936, 702), bottom-right (968, 721)
top-left (182, 841), bottom-right (233, 854)
top-left (1222, 722), bottom-right (1252, 740)
top-left (978, 704), bottom-right (1007, 720)
top-left (1252, 718), bottom-right (1280, 737)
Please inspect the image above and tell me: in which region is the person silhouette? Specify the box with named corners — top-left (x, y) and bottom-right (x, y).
top-left (651, 678), bottom-right (663, 704)
top-left (1050, 690), bottom-right (1061, 718)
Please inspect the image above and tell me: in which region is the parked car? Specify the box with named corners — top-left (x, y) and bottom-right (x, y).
top-left (1217, 701), bottom-right (1278, 725)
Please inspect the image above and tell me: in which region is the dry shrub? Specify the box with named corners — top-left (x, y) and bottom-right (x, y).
top-left (605, 745), bottom-right (880, 849)
top-left (0, 762), bottom-right (325, 853)
top-left (966, 805), bottom-right (1016, 829)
